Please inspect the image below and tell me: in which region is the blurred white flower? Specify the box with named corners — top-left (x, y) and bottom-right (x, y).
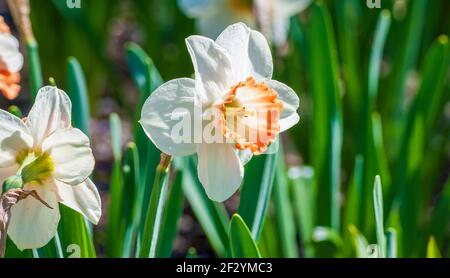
top-left (0, 86), bottom-right (101, 250)
top-left (0, 16), bottom-right (23, 100)
top-left (178, 0), bottom-right (312, 46)
top-left (140, 23), bottom-right (299, 202)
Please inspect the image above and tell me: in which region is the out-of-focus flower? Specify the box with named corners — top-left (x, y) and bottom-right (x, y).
top-left (0, 16), bottom-right (23, 100)
top-left (178, 0), bottom-right (312, 46)
top-left (140, 23), bottom-right (299, 202)
top-left (0, 86), bottom-right (101, 250)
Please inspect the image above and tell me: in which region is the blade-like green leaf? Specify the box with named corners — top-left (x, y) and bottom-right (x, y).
top-left (238, 149), bottom-right (279, 240)
top-left (156, 158), bottom-right (185, 258)
top-left (120, 143), bottom-right (141, 257)
top-left (385, 228), bottom-right (397, 258)
top-left (229, 214), bottom-right (261, 258)
top-left (392, 35), bottom-right (449, 256)
top-left (67, 57), bottom-right (90, 135)
top-left (26, 40), bottom-right (43, 100)
top-left (106, 113), bottom-right (123, 257)
top-left (335, 0), bottom-right (362, 118)
top-left (273, 148), bottom-right (297, 258)
top-left (360, 10), bottom-right (391, 235)
top-left (139, 155), bottom-right (172, 258)
top-left (307, 3), bottom-right (343, 231)
top-left (290, 166), bottom-right (315, 258)
top-left (125, 44), bottom-right (165, 251)
top-left (344, 156), bottom-right (364, 230)
top-left (373, 175), bottom-right (386, 258)
top-left (4, 237), bottom-right (33, 258)
top-left (429, 177), bottom-right (450, 246)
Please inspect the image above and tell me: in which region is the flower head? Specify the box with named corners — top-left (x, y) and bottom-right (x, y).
top-left (178, 0), bottom-right (312, 46)
top-left (0, 86), bottom-right (101, 250)
top-left (0, 16), bottom-right (23, 100)
top-left (140, 23), bottom-right (300, 202)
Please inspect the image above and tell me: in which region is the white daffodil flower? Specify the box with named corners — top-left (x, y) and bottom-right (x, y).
top-left (140, 23), bottom-right (300, 202)
top-left (178, 0), bottom-right (312, 46)
top-left (0, 86), bottom-right (101, 250)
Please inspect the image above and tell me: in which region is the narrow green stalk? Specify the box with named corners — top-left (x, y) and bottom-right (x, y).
top-left (139, 154), bottom-right (172, 258)
top-left (27, 40), bottom-right (43, 100)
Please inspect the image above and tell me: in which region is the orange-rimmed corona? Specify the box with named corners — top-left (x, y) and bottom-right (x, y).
top-left (219, 77), bottom-right (283, 155)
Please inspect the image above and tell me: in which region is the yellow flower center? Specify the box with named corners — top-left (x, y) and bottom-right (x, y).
top-left (218, 77), bottom-right (283, 155)
top-left (16, 151), bottom-right (54, 185)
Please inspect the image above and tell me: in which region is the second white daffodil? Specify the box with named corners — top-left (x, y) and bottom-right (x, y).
top-left (140, 23), bottom-right (300, 202)
top-left (0, 86), bottom-right (101, 250)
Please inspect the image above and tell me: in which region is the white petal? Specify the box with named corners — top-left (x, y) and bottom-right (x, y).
top-left (178, 0), bottom-right (217, 17)
top-left (0, 33), bottom-right (23, 72)
top-left (269, 80), bottom-right (300, 132)
top-left (216, 22), bottom-right (273, 81)
top-left (197, 143), bottom-right (243, 202)
top-left (55, 178), bottom-right (101, 224)
top-left (27, 86), bottom-right (72, 147)
top-left (186, 35), bottom-right (233, 102)
top-left (41, 128), bottom-right (94, 185)
top-left (8, 183), bottom-right (60, 250)
top-left (0, 165), bottom-right (18, 195)
top-left (140, 78), bottom-right (198, 156)
top-left (0, 109), bottom-right (33, 167)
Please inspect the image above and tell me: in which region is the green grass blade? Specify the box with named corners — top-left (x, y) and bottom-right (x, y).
top-left (125, 44), bottom-right (165, 249)
top-left (385, 228), bottom-right (397, 258)
top-left (392, 35), bottom-right (449, 256)
top-left (67, 57), bottom-right (90, 135)
top-left (139, 155), bottom-right (172, 258)
top-left (428, 177), bottom-right (450, 246)
top-left (58, 205), bottom-right (96, 258)
top-left (120, 143), bottom-right (141, 257)
top-left (373, 175), bottom-right (386, 258)
top-left (290, 166), bottom-right (315, 258)
top-left (4, 237), bottom-right (33, 258)
top-left (258, 215), bottom-right (282, 258)
top-left (335, 0), bottom-right (362, 118)
top-left (307, 3), bottom-right (343, 231)
top-left (183, 156), bottom-right (229, 257)
top-left (344, 156), bottom-right (364, 230)
top-left (238, 150), bottom-right (278, 240)
top-left (360, 11), bottom-right (391, 234)
top-left (26, 40), bottom-right (43, 100)
top-left (384, 0), bottom-right (428, 141)
top-left (229, 214), bottom-right (262, 258)
top-left (426, 236), bottom-right (442, 258)
top-left (106, 113), bottom-right (123, 257)
top-left (156, 158), bottom-right (185, 258)
top-left (272, 148), bottom-right (298, 258)
top-left (35, 236), bottom-right (63, 258)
